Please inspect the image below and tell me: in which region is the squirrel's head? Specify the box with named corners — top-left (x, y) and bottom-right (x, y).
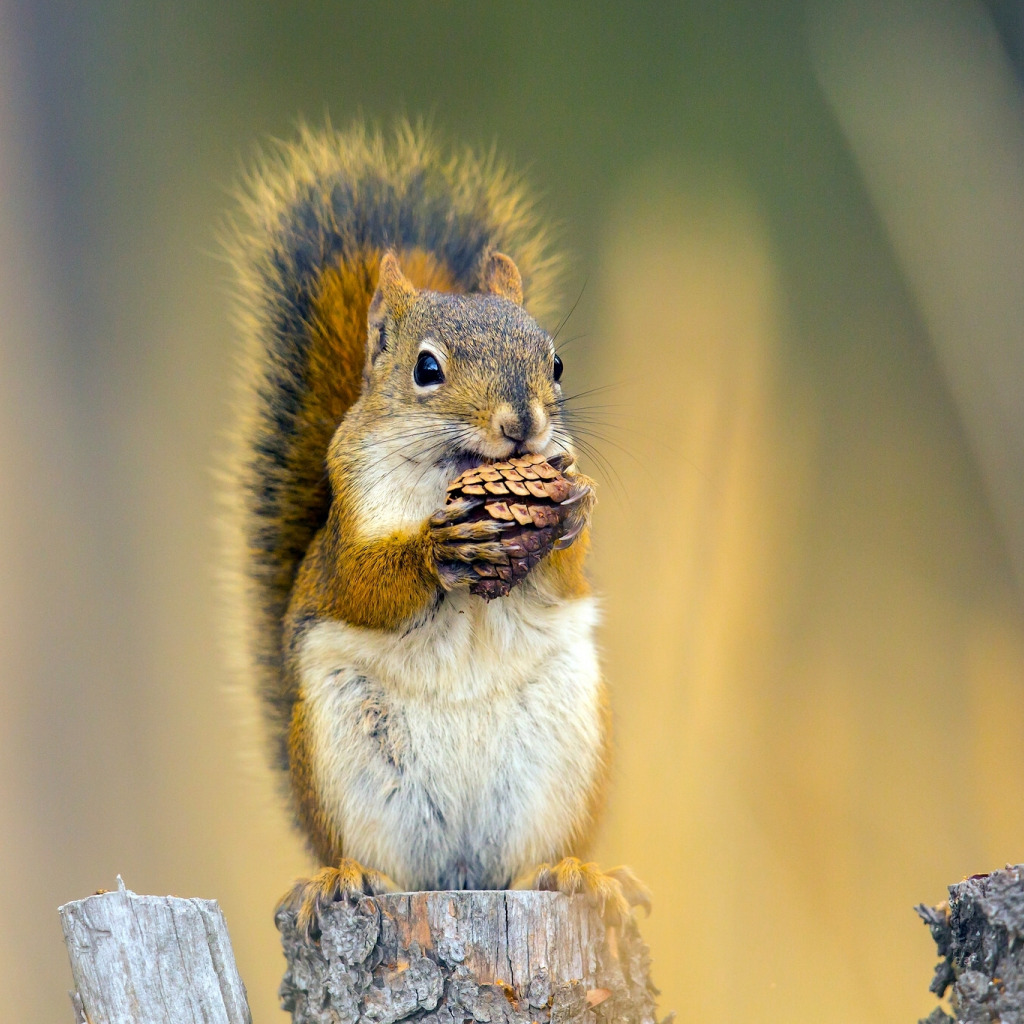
top-left (360, 250), bottom-right (568, 472)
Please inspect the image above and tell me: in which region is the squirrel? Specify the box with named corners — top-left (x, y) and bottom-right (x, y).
top-left (224, 123), bottom-right (648, 934)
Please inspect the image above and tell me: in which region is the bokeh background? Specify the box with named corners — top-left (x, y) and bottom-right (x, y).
top-left (3, 2), bottom-right (1024, 1021)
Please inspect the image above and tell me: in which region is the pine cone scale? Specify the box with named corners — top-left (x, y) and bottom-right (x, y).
top-left (443, 455), bottom-right (577, 600)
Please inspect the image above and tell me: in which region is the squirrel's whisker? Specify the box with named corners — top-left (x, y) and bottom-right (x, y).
top-left (549, 279), bottom-right (587, 345)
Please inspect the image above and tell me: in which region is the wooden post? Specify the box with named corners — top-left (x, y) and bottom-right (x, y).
top-left (276, 889), bottom-right (665, 1024)
top-left (59, 877), bottom-right (252, 1024)
top-left (59, 882), bottom-right (666, 1023)
top-left (917, 863), bottom-right (1024, 1024)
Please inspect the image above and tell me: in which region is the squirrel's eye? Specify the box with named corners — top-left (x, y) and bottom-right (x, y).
top-left (414, 351), bottom-right (444, 387)
top-left (553, 353), bottom-right (564, 382)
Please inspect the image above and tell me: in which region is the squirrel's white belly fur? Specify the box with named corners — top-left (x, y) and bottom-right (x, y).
top-left (297, 588), bottom-right (601, 890)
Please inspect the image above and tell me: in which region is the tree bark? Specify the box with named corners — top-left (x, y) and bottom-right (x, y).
top-left (917, 863), bottom-right (1024, 1024)
top-left (59, 877), bottom-right (252, 1024)
top-left (277, 890), bottom-right (666, 1024)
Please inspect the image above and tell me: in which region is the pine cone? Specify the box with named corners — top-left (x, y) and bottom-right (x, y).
top-left (444, 454), bottom-right (574, 600)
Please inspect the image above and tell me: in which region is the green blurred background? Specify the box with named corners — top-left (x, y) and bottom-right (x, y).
top-left (3, 2), bottom-right (1024, 1021)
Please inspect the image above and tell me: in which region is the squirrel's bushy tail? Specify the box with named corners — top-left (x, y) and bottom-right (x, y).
top-left (222, 122), bottom-right (560, 771)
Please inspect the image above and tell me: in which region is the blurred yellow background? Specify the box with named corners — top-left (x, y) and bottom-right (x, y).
top-left (2, 3), bottom-right (1023, 1022)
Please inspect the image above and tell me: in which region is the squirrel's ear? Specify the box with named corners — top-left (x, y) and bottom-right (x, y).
top-left (481, 251), bottom-right (524, 306)
top-left (366, 251), bottom-right (417, 375)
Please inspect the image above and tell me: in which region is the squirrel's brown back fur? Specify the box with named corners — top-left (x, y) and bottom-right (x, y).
top-left (223, 123), bottom-right (561, 772)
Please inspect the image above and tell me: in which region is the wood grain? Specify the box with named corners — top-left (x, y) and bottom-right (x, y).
top-left (277, 889), bottom-right (665, 1024)
top-left (59, 877), bottom-right (251, 1024)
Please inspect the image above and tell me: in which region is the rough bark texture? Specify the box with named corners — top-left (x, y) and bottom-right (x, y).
top-left (59, 877), bottom-right (252, 1024)
top-left (917, 863), bottom-right (1024, 1024)
top-left (277, 890), bottom-right (667, 1024)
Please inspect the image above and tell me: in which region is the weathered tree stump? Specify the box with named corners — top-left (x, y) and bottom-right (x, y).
top-left (917, 863), bottom-right (1024, 1024)
top-left (277, 890), bottom-right (666, 1024)
top-left (59, 878), bottom-right (252, 1024)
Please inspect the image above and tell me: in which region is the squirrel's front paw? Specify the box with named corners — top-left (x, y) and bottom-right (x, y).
top-left (427, 499), bottom-right (510, 590)
top-left (514, 857), bottom-right (651, 927)
top-left (277, 858), bottom-right (397, 939)
top-left (553, 469), bottom-right (595, 551)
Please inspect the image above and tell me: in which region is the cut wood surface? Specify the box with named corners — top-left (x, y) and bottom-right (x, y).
top-left (277, 889), bottom-right (665, 1024)
top-left (59, 877), bottom-right (251, 1024)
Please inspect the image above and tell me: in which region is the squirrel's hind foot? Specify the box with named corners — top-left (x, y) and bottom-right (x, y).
top-left (514, 857), bottom-right (651, 927)
top-left (277, 859), bottom-right (398, 939)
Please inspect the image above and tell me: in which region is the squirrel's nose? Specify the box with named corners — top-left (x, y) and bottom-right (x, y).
top-left (493, 403), bottom-right (549, 453)
top-left (493, 406), bottom-right (528, 444)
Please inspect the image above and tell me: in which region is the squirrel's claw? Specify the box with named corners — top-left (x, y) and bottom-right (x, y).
top-left (605, 864), bottom-right (652, 917)
top-left (277, 859), bottom-right (397, 941)
top-left (429, 497), bottom-right (485, 528)
top-left (513, 856), bottom-right (651, 928)
top-left (435, 561), bottom-right (479, 590)
top-left (553, 520), bottom-right (585, 551)
top-left (547, 451), bottom-right (574, 473)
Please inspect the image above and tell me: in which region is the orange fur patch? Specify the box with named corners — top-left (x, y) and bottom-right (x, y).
top-left (288, 505), bottom-right (439, 634)
top-left (540, 529), bottom-right (592, 600)
top-left (302, 247), bottom-right (461, 486)
top-left (282, 247), bottom-right (465, 637)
